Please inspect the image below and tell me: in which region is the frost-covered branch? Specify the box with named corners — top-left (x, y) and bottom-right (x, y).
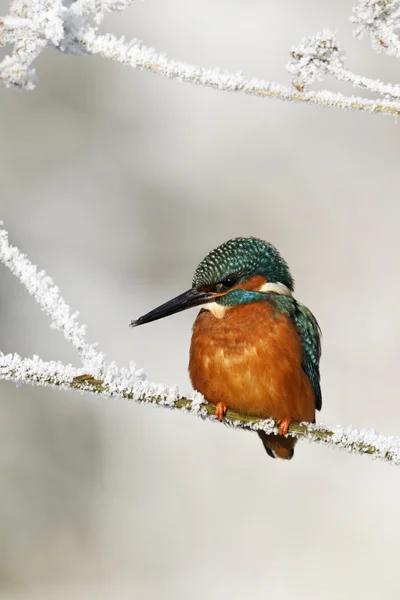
top-left (1, 224), bottom-right (400, 466)
top-left (0, 227), bottom-right (103, 370)
top-left (287, 28), bottom-right (400, 100)
top-left (2, 0), bottom-right (400, 116)
top-left (1, 354), bottom-right (399, 466)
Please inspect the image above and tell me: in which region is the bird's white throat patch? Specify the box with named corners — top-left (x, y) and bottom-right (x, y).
top-left (203, 302), bottom-right (229, 319)
top-left (258, 282), bottom-right (293, 297)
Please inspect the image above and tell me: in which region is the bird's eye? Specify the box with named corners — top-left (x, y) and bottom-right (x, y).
top-left (215, 276), bottom-right (237, 292)
top-left (221, 277), bottom-right (237, 288)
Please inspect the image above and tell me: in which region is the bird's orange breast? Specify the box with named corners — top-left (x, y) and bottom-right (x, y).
top-left (189, 302), bottom-right (315, 423)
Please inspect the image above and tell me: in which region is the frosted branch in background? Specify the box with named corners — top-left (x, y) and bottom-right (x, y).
top-left (1, 224), bottom-right (400, 466)
top-left (0, 226), bottom-right (103, 371)
top-left (287, 30), bottom-right (346, 92)
top-left (2, 0), bottom-right (400, 115)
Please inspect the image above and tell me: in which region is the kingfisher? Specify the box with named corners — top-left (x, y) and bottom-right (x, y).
top-left (131, 237), bottom-right (322, 460)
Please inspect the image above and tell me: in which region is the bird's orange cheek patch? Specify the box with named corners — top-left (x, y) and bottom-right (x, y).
top-left (235, 275), bottom-right (267, 291)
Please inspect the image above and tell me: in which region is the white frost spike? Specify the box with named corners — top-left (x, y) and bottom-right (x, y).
top-left (190, 391), bottom-right (207, 415)
top-left (248, 418), bottom-right (276, 435)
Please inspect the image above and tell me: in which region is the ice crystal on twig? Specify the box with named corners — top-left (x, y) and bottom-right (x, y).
top-left (351, 0), bottom-right (400, 56)
top-left (288, 30), bottom-right (345, 92)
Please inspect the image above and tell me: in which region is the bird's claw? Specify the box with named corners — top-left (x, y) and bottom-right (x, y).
top-left (215, 402), bottom-right (228, 422)
top-left (277, 418), bottom-right (291, 436)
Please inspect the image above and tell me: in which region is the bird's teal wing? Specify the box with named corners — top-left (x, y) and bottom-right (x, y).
top-left (265, 294), bottom-right (322, 411)
top-left (293, 302), bottom-right (322, 411)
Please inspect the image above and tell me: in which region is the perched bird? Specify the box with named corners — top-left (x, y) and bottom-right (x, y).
top-left (131, 237), bottom-right (321, 460)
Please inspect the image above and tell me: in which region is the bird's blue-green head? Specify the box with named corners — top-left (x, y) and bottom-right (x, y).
top-left (130, 237), bottom-right (294, 326)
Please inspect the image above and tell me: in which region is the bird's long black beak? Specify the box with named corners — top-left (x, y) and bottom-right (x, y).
top-left (130, 288), bottom-right (216, 327)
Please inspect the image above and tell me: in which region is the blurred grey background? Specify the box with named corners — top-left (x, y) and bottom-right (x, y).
top-left (1, 0), bottom-right (400, 598)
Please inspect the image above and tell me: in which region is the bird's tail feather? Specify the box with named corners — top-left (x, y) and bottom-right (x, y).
top-left (257, 431), bottom-right (296, 460)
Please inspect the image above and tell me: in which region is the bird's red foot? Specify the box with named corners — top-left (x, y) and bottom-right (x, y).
top-left (277, 418), bottom-right (291, 436)
top-left (215, 402), bottom-right (228, 422)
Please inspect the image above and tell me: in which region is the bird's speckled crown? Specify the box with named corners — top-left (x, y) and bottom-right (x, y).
top-left (192, 237), bottom-right (294, 291)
